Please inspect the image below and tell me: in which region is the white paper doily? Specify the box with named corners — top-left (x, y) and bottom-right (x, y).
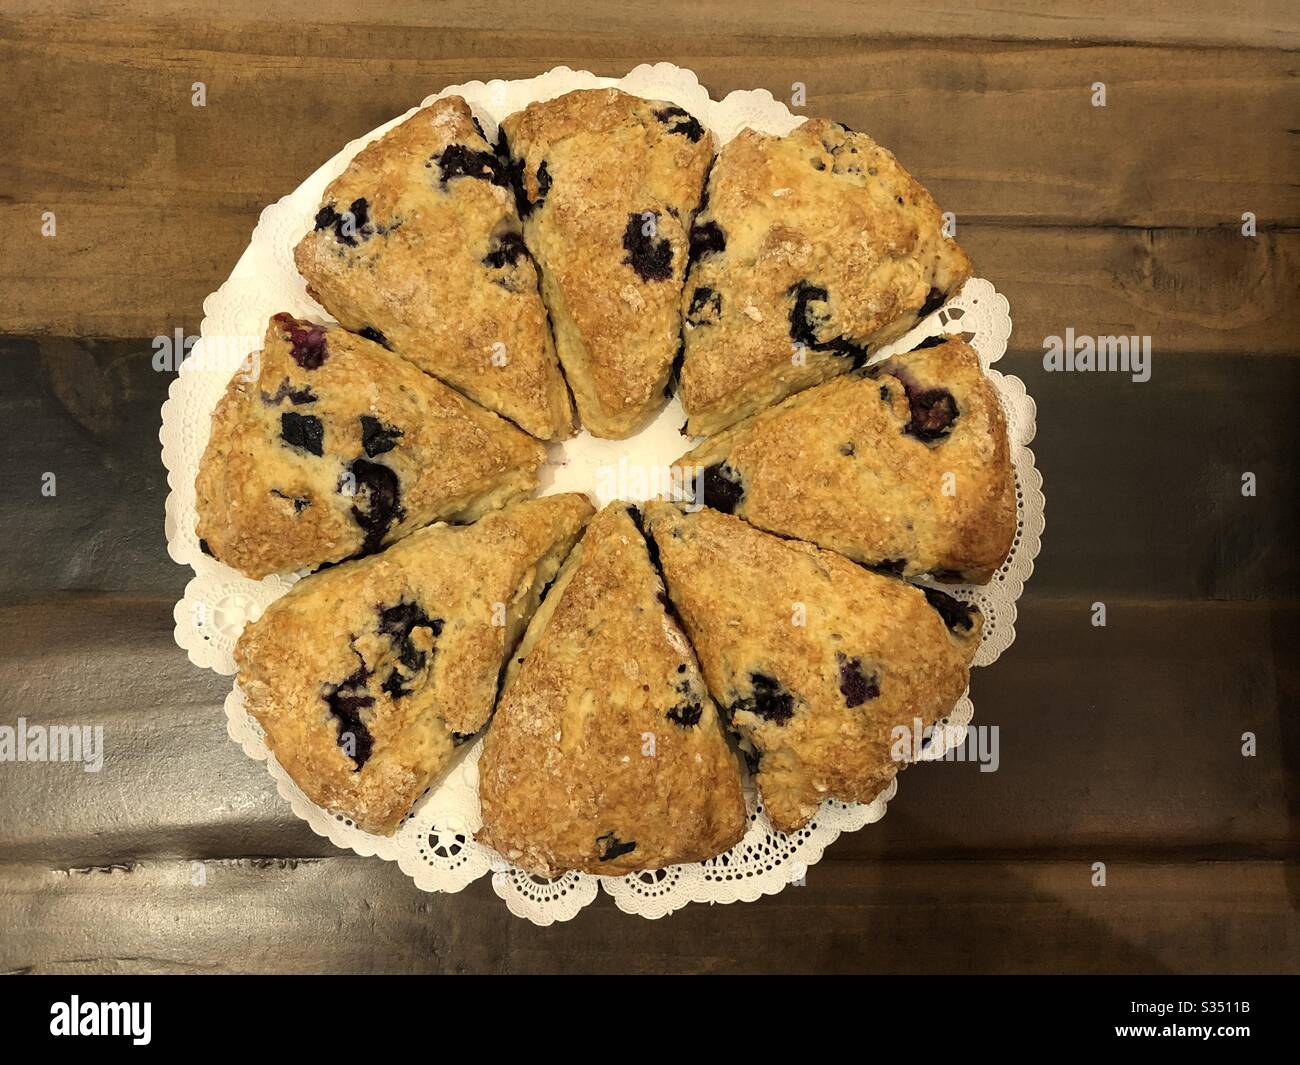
top-left (162, 64), bottom-right (1044, 924)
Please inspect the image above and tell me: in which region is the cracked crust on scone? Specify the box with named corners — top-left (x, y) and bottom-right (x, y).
top-left (477, 503), bottom-right (746, 876)
top-left (673, 335), bottom-right (1015, 584)
top-left (195, 313), bottom-right (546, 579)
top-left (235, 494), bottom-right (594, 836)
top-left (642, 503), bottom-right (981, 835)
top-left (678, 119), bottom-right (973, 437)
top-left (293, 95), bottom-right (573, 440)
top-left (497, 89), bottom-right (714, 438)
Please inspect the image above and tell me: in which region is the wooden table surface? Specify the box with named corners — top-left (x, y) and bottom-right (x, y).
top-left (2, 1), bottom-right (1298, 974)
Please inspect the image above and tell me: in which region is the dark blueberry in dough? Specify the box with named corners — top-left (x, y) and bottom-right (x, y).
top-left (919, 287), bottom-right (946, 317)
top-left (595, 832), bottom-right (637, 862)
top-left (270, 488), bottom-right (312, 514)
top-left (470, 115), bottom-right (488, 141)
top-left (879, 384), bottom-right (891, 402)
top-left (666, 680), bottom-right (703, 728)
top-left (734, 672), bottom-right (795, 725)
top-left (434, 143), bottom-right (510, 189)
top-left (358, 326), bottom-right (390, 349)
top-left (688, 219), bottom-right (726, 262)
top-left (903, 385), bottom-right (959, 443)
top-left (698, 462), bottom-right (744, 514)
top-left (346, 459), bottom-right (405, 555)
top-left (378, 601), bottom-right (443, 672)
top-left (359, 414), bottom-right (403, 457)
top-left (324, 666), bottom-right (375, 770)
top-left (482, 231), bottom-right (528, 269)
top-left (272, 313), bottom-right (329, 370)
top-left (923, 587), bottom-right (977, 634)
top-left (912, 335), bottom-right (947, 350)
top-left (535, 160), bottom-right (552, 204)
top-left (622, 212), bottom-right (673, 282)
top-left (686, 285), bottom-right (721, 326)
top-left (837, 653), bottom-right (880, 708)
top-left (280, 412), bottom-right (324, 456)
top-left (788, 282), bottom-right (869, 367)
top-left (313, 198), bottom-right (371, 246)
top-left (262, 378), bottom-right (318, 405)
top-left (839, 442), bottom-right (856, 457)
top-left (198, 538), bottom-right (213, 557)
top-left (653, 104), bottom-right (705, 142)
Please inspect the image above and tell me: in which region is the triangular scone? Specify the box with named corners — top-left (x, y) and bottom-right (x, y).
top-left (293, 96), bottom-right (573, 440)
top-left (497, 89), bottom-right (714, 438)
top-left (477, 503), bottom-right (746, 876)
top-left (678, 120), bottom-right (973, 436)
top-left (673, 336), bottom-right (1015, 584)
top-left (642, 503), bottom-right (981, 835)
top-left (235, 494), bottom-right (594, 836)
top-left (195, 314), bottom-right (546, 579)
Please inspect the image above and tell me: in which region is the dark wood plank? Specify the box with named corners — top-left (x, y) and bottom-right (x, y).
top-left (2, 857), bottom-right (1295, 974)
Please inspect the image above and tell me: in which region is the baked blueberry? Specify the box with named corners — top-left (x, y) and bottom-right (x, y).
top-left (270, 488), bottom-right (312, 514)
top-left (923, 588), bottom-right (977, 634)
top-left (837, 653), bottom-right (880, 707)
top-left (324, 665), bottom-right (375, 770)
top-left (903, 384), bottom-right (959, 442)
top-left (482, 231), bottom-right (528, 269)
top-left (736, 672), bottom-right (795, 725)
top-left (346, 459), bottom-right (404, 555)
top-left (653, 105), bottom-right (705, 143)
top-left (622, 211), bottom-right (673, 282)
top-left (272, 313), bottom-right (329, 370)
top-left (359, 414), bottom-right (403, 457)
top-left (595, 832), bottom-right (637, 862)
top-left (688, 219), bottom-right (726, 263)
top-left (313, 198), bottom-right (371, 246)
top-left (698, 462), bottom-right (744, 514)
top-left (788, 282), bottom-right (869, 366)
top-left (198, 538), bottom-right (213, 556)
top-left (280, 412), bottom-right (324, 456)
top-left (434, 144), bottom-right (510, 189)
top-left (686, 285), bottom-right (721, 326)
top-left (262, 378), bottom-right (318, 406)
top-left (666, 679), bottom-right (703, 728)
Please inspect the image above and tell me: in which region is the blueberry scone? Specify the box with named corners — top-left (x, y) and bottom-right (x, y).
top-left (195, 313), bottom-right (546, 578)
top-left (293, 96), bottom-right (573, 440)
top-left (235, 493), bottom-right (594, 835)
top-left (678, 120), bottom-right (973, 437)
top-left (642, 503), bottom-right (981, 835)
top-left (477, 503), bottom-right (746, 876)
top-left (673, 335), bottom-right (1015, 584)
top-left (496, 89), bottom-right (714, 438)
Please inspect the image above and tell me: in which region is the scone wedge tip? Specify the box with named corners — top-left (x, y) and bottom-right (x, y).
top-left (641, 502), bottom-right (981, 835)
top-left (678, 119), bottom-right (974, 437)
top-left (673, 334), bottom-right (1016, 584)
top-left (293, 95), bottom-right (574, 441)
top-left (234, 492), bottom-right (595, 836)
top-left (195, 313), bottom-right (546, 579)
top-left (477, 501), bottom-right (747, 876)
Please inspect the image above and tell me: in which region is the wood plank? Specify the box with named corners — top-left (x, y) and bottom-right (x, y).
top-left (0, 27), bottom-right (1295, 242)
top-left (1, 596), bottom-right (1293, 865)
top-left (5, 0), bottom-right (1297, 49)
top-left (1, 857), bottom-right (1294, 973)
top-left (6, 221), bottom-right (1298, 349)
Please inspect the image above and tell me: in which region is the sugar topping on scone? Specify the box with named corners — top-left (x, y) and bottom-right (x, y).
top-left (673, 335), bottom-right (1016, 584)
top-left (235, 493), bottom-right (594, 836)
top-left (642, 502), bottom-right (981, 835)
top-left (293, 95), bottom-right (573, 440)
top-left (195, 313), bottom-right (546, 578)
top-left (678, 119), bottom-right (973, 437)
top-left (477, 502), bottom-right (747, 875)
top-left (497, 89), bottom-right (714, 438)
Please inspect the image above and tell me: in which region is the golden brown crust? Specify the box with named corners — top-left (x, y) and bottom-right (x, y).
top-left (234, 494), bottom-right (594, 836)
top-left (498, 89), bottom-right (714, 438)
top-left (195, 313), bottom-right (546, 579)
top-left (679, 119), bottom-right (973, 436)
top-left (674, 336), bottom-right (1016, 583)
top-left (477, 503), bottom-right (747, 876)
top-left (293, 96), bottom-right (573, 440)
top-left (642, 503), bottom-right (981, 834)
